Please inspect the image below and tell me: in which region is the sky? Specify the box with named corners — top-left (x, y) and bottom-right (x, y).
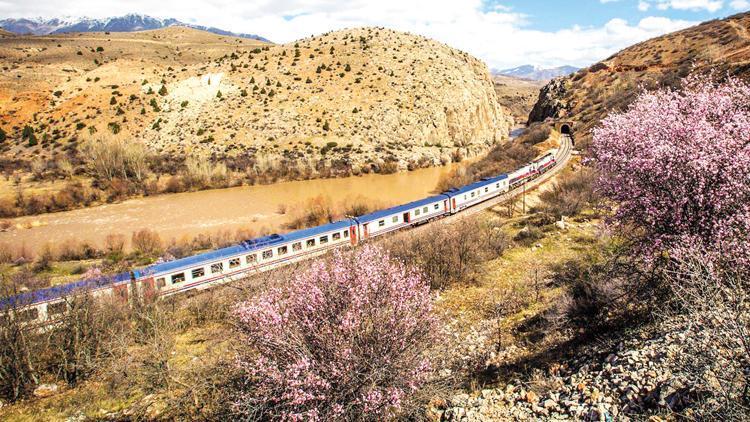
top-left (1, 0), bottom-right (748, 69)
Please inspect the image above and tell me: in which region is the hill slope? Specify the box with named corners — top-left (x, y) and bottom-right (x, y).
top-left (529, 12), bottom-right (750, 148)
top-left (1, 26), bottom-right (511, 179)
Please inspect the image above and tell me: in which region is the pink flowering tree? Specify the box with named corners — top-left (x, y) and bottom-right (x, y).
top-left (233, 245), bottom-right (436, 420)
top-left (590, 75), bottom-right (750, 263)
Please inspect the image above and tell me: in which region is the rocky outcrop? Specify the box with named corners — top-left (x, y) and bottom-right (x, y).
top-left (527, 77), bottom-right (569, 124)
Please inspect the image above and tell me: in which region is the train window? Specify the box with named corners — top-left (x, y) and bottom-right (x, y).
top-left (229, 258), bottom-right (241, 268)
top-left (378, 220), bottom-right (385, 227)
top-left (423, 206), bottom-right (428, 213)
top-left (415, 208), bottom-right (421, 216)
top-left (156, 277), bottom-right (166, 288)
top-left (191, 268), bottom-right (205, 278)
top-left (343, 230), bottom-right (349, 238)
top-left (307, 239), bottom-right (316, 248)
top-left (292, 242), bottom-right (302, 252)
top-left (47, 301), bottom-right (67, 316)
top-left (464, 195), bottom-right (467, 200)
top-left (392, 216), bottom-right (399, 223)
top-left (246, 254), bottom-right (257, 264)
top-left (278, 246), bottom-right (288, 256)
top-left (320, 235), bottom-right (329, 244)
top-left (496, 183), bottom-right (500, 188)
top-left (211, 263), bottom-right (224, 274)
top-left (434, 203), bottom-right (439, 210)
top-left (333, 232), bottom-right (341, 240)
top-left (18, 308), bottom-right (39, 322)
top-left (471, 192), bottom-right (475, 197)
top-left (485, 187), bottom-right (489, 193)
top-left (262, 250), bottom-right (273, 260)
top-left (171, 273), bottom-right (186, 284)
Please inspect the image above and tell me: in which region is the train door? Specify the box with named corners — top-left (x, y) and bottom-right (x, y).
top-left (451, 198), bottom-right (457, 213)
top-left (350, 225), bottom-right (358, 245)
top-left (363, 223), bottom-right (369, 239)
top-left (403, 212), bottom-right (410, 224)
top-left (141, 277), bottom-right (157, 302)
top-left (114, 284), bottom-right (129, 302)
top-left (443, 199), bottom-right (448, 212)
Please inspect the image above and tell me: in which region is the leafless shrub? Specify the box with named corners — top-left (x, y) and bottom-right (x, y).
top-left (81, 134), bottom-right (150, 184)
top-left (0, 284), bottom-right (41, 401)
top-left (132, 229), bottom-right (162, 256)
top-left (104, 233), bottom-right (126, 255)
top-left (386, 218), bottom-right (509, 290)
top-left (665, 251), bottom-right (750, 419)
top-left (285, 195), bottom-right (337, 229)
top-left (538, 167), bottom-right (599, 219)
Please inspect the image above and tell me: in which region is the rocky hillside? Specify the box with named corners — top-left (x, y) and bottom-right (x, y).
top-left (0, 26), bottom-right (511, 179)
top-left (529, 11), bottom-right (750, 148)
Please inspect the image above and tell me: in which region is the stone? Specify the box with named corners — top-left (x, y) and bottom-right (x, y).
top-left (525, 390), bottom-right (539, 404)
top-left (33, 383), bottom-right (59, 398)
top-left (451, 393), bottom-right (470, 408)
top-left (543, 398), bottom-right (557, 409)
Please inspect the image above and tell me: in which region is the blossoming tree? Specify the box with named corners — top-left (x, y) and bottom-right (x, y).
top-left (590, 75), bottom-right (750, 263)
top-left (233, 245), bottom-right (436, 420)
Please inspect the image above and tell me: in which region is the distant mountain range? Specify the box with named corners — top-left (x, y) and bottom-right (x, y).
top-left (0, 14), bottom-right (270, 42)
top-left (494, 65), bottom-right (580, 81)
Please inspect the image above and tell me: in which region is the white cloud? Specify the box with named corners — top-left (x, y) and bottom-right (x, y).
top-left (638, 1), bottom-right (652, 11)
top-left (0, 0), bottom-right (699, 69)
top-left (653, 0), bottom-right (724, 12)
top-left (730, 0), bottom-right (750, 9)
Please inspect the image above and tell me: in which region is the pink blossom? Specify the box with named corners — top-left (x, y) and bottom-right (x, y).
top-left (589, 75), bottom-right (750, 264)
top-left (232, 245), bottom-right (437, 419)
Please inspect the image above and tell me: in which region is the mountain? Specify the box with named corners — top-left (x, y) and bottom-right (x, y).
top-left (0, 14), bottom-right (270, 42)
top-left (495, 65), bottom-right (580, 81)
top-left (528, 11), bottom-right (750, 148)
top-left (0, 26), bottom-right (511, 185)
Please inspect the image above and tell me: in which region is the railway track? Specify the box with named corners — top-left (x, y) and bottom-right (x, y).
top-left (415, 134), bottom-right (574, 230)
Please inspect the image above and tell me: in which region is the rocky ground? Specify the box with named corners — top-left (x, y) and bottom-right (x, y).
top-left (437, 318), bottom-right (707, 421)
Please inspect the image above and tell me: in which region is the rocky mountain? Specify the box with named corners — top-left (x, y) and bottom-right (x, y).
top-left (0, 14), bottom-right (269, 41)
top-left (529, 11), bottom-right (750, 148)
top-left (495, 65), bottom-right (579, 81)
top-left (0, 26), bottom-right (511, 180)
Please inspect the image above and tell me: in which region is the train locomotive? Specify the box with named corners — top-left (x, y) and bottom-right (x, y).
top-left (0, 149), bottom-right (558, 324)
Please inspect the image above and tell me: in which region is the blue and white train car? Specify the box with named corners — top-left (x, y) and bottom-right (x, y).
top-left (355, 195), bottom-right (449, 240)
top-left (140, 219), bottom-right (357, 297)
top-left (443, 174), bottom-right (509, 213)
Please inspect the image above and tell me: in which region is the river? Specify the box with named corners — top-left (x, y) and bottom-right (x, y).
top-left (0, 164), bottom-right (462, 253)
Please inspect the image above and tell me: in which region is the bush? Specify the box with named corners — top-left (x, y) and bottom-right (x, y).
top-left (387, 219), bottom-right (508, 290)
top-left (233, 245), bottom-right (436, 420)
top-left (590, 75), bottom-right (750, 263)
top-left (538, 167), bottom-right (599, 219)
top-left (132, 229), bottom-right (162, 256)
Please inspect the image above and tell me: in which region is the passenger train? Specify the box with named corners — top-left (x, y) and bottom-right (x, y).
top-left (0, 150), bottom-right (558, 324)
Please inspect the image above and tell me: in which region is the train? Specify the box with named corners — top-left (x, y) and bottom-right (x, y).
top-left (0, 150), bottom-right (558, 325)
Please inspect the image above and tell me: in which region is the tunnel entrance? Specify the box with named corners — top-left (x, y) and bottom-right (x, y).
top-left (560, 124), bottom-right (571, 135)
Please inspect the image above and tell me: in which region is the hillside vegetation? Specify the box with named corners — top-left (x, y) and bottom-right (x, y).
top-left (0, 26), bottom-right (511, 216)
top-left (529, 11), bottom-right (750, 148)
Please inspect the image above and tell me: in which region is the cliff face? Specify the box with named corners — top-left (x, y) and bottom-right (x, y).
top-left (0, 26), bottom-right (512, 174)
top-left (528, 11), bottom-right (750, 148)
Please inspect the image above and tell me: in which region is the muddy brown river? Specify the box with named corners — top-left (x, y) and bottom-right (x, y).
top-left (1, 164), bottom-right (461, 253)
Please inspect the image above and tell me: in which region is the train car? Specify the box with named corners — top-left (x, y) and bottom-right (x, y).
top-left (534, 152), bottom-right (556, 175)
top-left (443, 174), bottom-right (509, 213)
top-left (0, 271), bottom-right (132, 326)
top-left (508, 163), bottom-right (536, 189)
top-left (355, 195), bottom-right (449, 240)
top-left (139, 219), bottom-right (357, 297)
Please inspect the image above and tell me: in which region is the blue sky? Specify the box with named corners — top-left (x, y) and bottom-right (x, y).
top-left (3, 0), bottom-right (749, 69)
top-left (497, 0), bottom-right (736, 32)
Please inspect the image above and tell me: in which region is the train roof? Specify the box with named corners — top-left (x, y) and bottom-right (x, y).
top-left (356, 195), bottom-right (447, 224)
top-left (442, 174), bottom-right (508, 197)
top-left (142, 220), bottom-right (353, 276)
top-left (0, 272), bottom-right (131, 309)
